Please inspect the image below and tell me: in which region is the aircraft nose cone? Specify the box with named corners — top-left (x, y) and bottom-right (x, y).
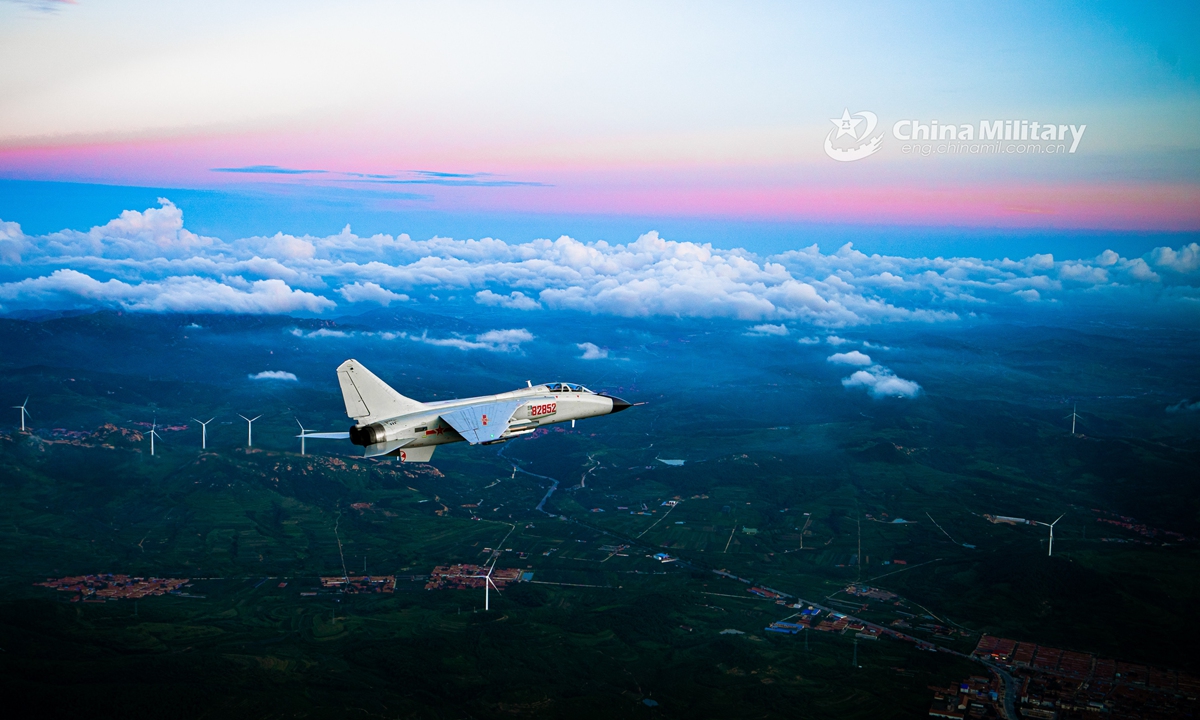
top-left (606, 396), bottom-right (632, 414)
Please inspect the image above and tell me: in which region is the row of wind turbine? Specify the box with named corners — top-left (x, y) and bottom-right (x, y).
top-left (140, 413), bottom-right (342, 456)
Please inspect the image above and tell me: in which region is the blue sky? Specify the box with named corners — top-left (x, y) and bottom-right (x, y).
top-left (1, 1), bottom-right (1197, 234)
top-left (0, 2), bottom-right (1198, 320)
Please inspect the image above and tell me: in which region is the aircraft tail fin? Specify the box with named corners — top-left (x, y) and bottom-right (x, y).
top-left (336, 359), bottom-right (425, 423)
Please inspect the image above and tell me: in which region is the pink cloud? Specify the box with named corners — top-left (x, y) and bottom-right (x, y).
top-left (2, 135), bottom-right (1198, 231)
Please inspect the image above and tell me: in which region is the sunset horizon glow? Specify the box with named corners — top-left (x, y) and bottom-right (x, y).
top-left (3, 1), bottom-right (1198, 237)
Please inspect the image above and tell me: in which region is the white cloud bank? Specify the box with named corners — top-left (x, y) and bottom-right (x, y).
top-left (1, 199), bottom-right (1198, 322)
top-left (842, 366), bottom-right (922, 399)
top-left (338, 281), bottom-right (409, 305)
top-left (577, 342), bottom-right (608, 359)
top-left (745, 323), bottom-right (789, 336)
top-left (0, 269), bottom-right (333, 314)
top-left (827, 351), bottom-right (873, 366)
top-left (826, 349), bottom-right (920, 399)
top-left (475, 289), bottom-right (541, 310)
top-left (412, 328), bottom-right (534, 352)
top-left (249, 370), bottom-right (298, 381)
top-left (285, 324), bottom-right (534, 352)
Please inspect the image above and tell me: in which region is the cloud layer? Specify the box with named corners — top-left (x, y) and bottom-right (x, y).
top-left (827, 350), bottom-right (873, 366)
top-left (411, 328), bottom-right (534, 352)
top-left (577, 342), bottom-right (608, 360)
top-left (2, 200), bottom-right (1198, 324)
top-left (249, 370), bottom-right (299, 381)
top-left (842, 367), bottom-right (922, 399)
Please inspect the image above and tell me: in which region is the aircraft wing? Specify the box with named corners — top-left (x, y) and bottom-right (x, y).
top-left (301, 432), bottom-right (351, 439)
top-left (440, 400), bottom-right (524, 444)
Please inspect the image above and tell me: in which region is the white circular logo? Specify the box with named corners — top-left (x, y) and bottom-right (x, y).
top-left (824, 109), bottom-right (884, 162)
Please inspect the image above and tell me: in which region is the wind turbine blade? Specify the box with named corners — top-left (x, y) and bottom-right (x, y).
top-left (1052, 514), bottom-right (1064, 525)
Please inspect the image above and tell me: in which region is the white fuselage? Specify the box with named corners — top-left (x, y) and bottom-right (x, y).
top-left (335, 359), bottom-right (631, 460)
top-left (353, 384), bottom-right (625, 448)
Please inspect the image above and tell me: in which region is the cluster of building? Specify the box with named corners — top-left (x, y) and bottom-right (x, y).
top-left (35, 573), bottom-right (189, 601)
top-left (844, 584), bottom-right (898, 601)
top-left (318, 575), bottom-right (396, 593)
top-left (423, 564), bottom-right (528, 590)
top-left (749, 586), bottom-right (783, 599)
top-left (928, 674), bottom-right (1005, 719)
top-left (1094, 513), bottom-right (1191, 543)
top-left (765, 606), bottom-right (881, 640)
top-left (38, 423), bottom-right (145, 448)
top-left (970, 635), bottom-right (1200, 718)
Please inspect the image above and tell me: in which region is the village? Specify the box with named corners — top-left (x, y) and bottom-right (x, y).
top-left (35, 574), bottom-right (190, 602)
top-left (951, 635), bottom-right (1200, 719)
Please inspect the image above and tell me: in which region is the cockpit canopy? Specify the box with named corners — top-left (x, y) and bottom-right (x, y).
top-left (543, 382), bottom-right (592, 393)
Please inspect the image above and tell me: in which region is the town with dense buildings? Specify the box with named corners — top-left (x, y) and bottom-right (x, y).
top-left (318, 575), bottom-right (396, 593)
top-left (35, 574), bottom-right (189, 602)
top-left (961, 635), bottom-right (1200, 719)
top-left (424, 564), bottom-right (528, 590)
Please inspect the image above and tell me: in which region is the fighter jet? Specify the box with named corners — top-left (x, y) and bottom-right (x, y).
top-left (306, 359), bottom-right (632, 462)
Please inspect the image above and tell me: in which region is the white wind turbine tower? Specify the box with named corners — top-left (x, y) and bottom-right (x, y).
top-left (148, 420), bottom-right (163, 457)
top-left (1035, 514), bottom-right (1065, 557)
top-left (193, 417), bottom-right (215, 450)
top-left (1066, 404), bottom-right (1081, 435)
top-left (294, 419), bottom-right (350, 455)
top-left (13, 397), bottom-right (30, 432)
top-left (469, 562), bottom-right (502, 611)
top-left (239, 414), bottom-right (261, 447)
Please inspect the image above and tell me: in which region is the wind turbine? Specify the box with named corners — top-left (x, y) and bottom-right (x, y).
top-left (148, 420), bottom-right (162, 457)
top-left (295, 419), bottom-right (350, 455)
top-left (193, 417), bottom-right (215, 450)
top-left (1065, 404), bottom-right (1081, 435)
top-left (469, 562), bottom-right (502, 611)
top-left (12, 397), bottom-right (30, 432)
top-left (239, 414), bottom-right (261, 447)
top-left (1035, 514), bottom-right (1064, 556)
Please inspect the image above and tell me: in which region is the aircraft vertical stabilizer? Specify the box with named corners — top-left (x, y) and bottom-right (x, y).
top-left (336, 359), bottom-right (425, 422)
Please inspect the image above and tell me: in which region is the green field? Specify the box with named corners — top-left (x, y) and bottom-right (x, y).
top-left (1, 311), bottom-right (1198, 717)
